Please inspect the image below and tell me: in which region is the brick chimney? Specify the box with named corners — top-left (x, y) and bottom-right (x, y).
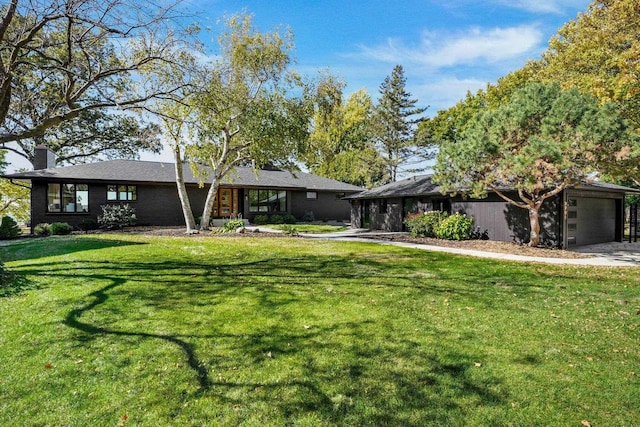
top-left (33, 146), bottom-right (56, 170)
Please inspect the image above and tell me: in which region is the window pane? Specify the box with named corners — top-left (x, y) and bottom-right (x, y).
top-left (107, 185), bottom-right (117, 201)
top-left (48, 184), bottom-right (61, 212)
top-left (63, 184), bottom-right (75, 212)
top-left (118, 185), bottom-right (128, 201)
top-left (76, 184), bottom-right (89, 212)
top-left (306, 191), bottom-right (317, 199)
top-left (249, 190), bottom-right (259, 212)
top-left (278, 190), bottom-right (287, 212)
top-left (128, 186), bottom-right (137, 201)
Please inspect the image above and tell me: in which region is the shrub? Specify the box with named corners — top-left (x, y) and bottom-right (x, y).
top-left (219, 219), bottom-right (245, 233)
top-left (282, 214), bottom-right (296, 224)
top-left (280, 224), bottom-right (298, 236)
top-left (404, 211), bottom-right (447, 238)
top-left (253, 215), bottom-right (269, 225)
top-left (34, 223), bottom-right (51, 237)
top-left (49, 222), bottom-right (73, 235)
top-left (269, 214), bottom-right (284, 224)
top-left (302, 211), bottom-right (315, 222)
top-left (98, 204), bottom-right (137, 230)
top-left (0, 216), bottom-right (21, 239)
top-left (436, 213), bottom-right (474, 241)
top-left (78, 218), bottom-right (99, 233)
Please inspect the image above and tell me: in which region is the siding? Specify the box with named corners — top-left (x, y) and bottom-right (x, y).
top-left (290, 191), bottom-right (352, 221)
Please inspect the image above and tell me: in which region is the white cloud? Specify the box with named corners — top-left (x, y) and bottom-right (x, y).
top-left (354, 24), bottom-right (543, 69)
top-left (414, 77), bottom-right (488, 115)
top-left (492, 0), bottom-right (586, 14)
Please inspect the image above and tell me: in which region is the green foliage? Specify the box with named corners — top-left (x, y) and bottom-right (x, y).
top-left (302, 78), bottom-right (388, 187)
top-left (49, 222), bottom-right (73, 236)
top-left (404, 211), bottom-right (448, 238)
top-left (434, 82), bottom-right (639, 246)
top-left (302, 211), bottom-right (315, 222)
top-left (253, 215), bottom-right (269, 225)
top-left (187, 13), bottom-right (313, 230)
top-left (0, 178), bottom-right (30, 223)
top-left (269, 215), bottom-right (284, 224)
top-left (34, 223), bottom-right (50, 237)
top-left (219, 219), bottom-right (246, 233)
top-left (375, 64), bottom-right (428, 182)
top-left (78, 218), bottom-right (99, 233)
top-left (98, 204), bottom-right (137, 230)
top-left (0, 216), bottom-right (21, 239)
top-left (435, 213), bottom-right (474, 241)
top-left (0, 261), bottom-right (6, 287)
top-left (282, 214), bottom-right (296, 224)
top-left (279, 224), bottom-right (298, 236)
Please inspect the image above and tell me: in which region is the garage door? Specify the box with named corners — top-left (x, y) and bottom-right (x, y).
top-left (566, 197), bottom-right (616, 246)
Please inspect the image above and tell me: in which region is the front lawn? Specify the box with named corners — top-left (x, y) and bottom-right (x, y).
top-left (1, 235), bottom-right (638, 425)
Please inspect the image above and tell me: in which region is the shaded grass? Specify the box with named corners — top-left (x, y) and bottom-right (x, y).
top-left (0, 234), bottom-right (639, 426)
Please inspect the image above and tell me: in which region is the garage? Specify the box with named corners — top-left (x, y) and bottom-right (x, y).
top-left (566, 196), bottom-right (619, 247)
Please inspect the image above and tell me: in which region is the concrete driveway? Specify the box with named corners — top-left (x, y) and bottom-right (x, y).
top-left (573, 241), bottom-right (640, 266)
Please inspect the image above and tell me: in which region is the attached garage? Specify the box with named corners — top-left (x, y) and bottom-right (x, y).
top-left (349, 175), bottom-right (636, 249)
top-left (564, 189), bottom-right (624, 247)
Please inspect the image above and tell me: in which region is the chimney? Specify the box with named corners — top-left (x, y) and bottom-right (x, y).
top-left (33, 146), bottom-right (56, 170)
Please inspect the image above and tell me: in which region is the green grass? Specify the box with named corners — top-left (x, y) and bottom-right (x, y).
top-left (1, 234), bottom-right (639, 426)
top-left (266, 224), bottom-right (349, 234)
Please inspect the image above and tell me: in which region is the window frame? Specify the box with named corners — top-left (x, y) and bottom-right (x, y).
top-left (107, 184), bottom-right (137, 202)
top-left (248, 189), bottom-right (288, 213)
top-left (47, 182), bottom-right (89, 213)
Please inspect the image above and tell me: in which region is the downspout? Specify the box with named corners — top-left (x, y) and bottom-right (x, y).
top-left (9, 179), bottom-right (31, 189)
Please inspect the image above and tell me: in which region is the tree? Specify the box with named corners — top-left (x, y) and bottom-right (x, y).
top-left (375, 65), bottom-right (427, 182)
top-left (538, 0), bottom-right (640, 132)
top-left (434, 82), bottom-right (639, 247)
top-left (0, 0), bottom-right (186, 160)
top-left (4, 110), bottom-right (161, 166)
top-left (302, 73), bottom-right (387, 188)
top-left (0, 151), bottom-right (29, 222)
top-left (187, 14), bottom-right (312, 230)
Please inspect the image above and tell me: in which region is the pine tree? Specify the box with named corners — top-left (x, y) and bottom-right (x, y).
top-left (375, 65), bottom-right (427, 182)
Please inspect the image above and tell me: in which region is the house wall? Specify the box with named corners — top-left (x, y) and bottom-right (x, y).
top-left (289, 191), bottom-right (352, 222)
top-left (31, 180), bottom-right (354, 229)
top-left (451, 193), bottom-right (561, 246)
top-left (564, 189), bottom-right (624, 247)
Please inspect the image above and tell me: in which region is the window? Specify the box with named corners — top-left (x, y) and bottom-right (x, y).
top-left (568, 211), bottom-right (577, 219)
top-left (47, 183), bottom-right (89, 213)
top-left (107, 184), bottom-right (136, 201)
top-left (248, 189), bottom-right (287, 213)
top-left (306, 191), bottom-right (318, 199)
top-left (568, 199), bottom-right (578, 207)
top-left (379, 199), bottom-right (388, 214)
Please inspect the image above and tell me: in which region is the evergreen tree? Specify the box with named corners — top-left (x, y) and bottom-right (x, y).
top-left (375, 65), bottom-right (427, 182)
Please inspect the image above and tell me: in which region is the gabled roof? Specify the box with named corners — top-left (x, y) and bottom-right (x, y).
top-left (3, 159), bottom-right (363, 192)
top-left (346, 174), bottom-right (640, 199)
top-left (345, 175), bottom-right (442, 199)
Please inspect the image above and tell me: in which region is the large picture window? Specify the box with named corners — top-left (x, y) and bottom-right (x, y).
top-left (47, 183), bottom-right (89, 213)
top-left (248, 189), bottom-right (287, 213)
top-left (107, 184), bottom-right (136, 201)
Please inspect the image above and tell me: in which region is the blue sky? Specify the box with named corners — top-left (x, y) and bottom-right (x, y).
top-left (190, 0), bottom-right (591, 113)
top-left (5, 0), bottom-right (592, 171)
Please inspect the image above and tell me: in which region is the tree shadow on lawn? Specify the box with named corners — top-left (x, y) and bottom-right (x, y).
top-left (13, 253), bottom-right (524, 424)
top-left (0, 269), bottom-right (38, 298)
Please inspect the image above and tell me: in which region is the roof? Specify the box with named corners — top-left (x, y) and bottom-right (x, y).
top-left (345, 175), bottom-right (442, 199)
top-left (346, 174), bottom-right (640, 199)
top-left (3, 159), bottom-right (363, 192)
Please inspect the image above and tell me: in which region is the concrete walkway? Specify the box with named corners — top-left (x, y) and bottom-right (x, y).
top-left (295, 229), bottom-right (640, 267)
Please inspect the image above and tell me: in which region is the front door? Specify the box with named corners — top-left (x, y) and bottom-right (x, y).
top-left (214, 188), bottom-right (239, 218)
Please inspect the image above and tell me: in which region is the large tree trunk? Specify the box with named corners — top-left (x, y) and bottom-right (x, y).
top-left (528, 206), bottom-right (541, 247)
top-left (173, 145), bottom-right (198, 234)
top-left (199, 177), bottom-right (220, 231)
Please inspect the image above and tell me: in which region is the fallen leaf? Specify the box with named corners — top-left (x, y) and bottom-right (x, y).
top-left (267, 351), bottom-right (273, 358)
top-left (581, 420), bottom-right (591, 427)
top-left (551, 313), bottom-right (560, 318)
top-left (44, 363), bottom-right (52, 369)
top-left (122, 414), bottom-right (128, 421)
top-left (474, 362), bottom-right (482, 367)
top-left (303, 325), bottom-right (311, 329)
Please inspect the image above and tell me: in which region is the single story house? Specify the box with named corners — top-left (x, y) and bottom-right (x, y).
top-left (347, 174), bottom-right (638, 248)
top-left (3, 148), bottom-right (362, 231)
